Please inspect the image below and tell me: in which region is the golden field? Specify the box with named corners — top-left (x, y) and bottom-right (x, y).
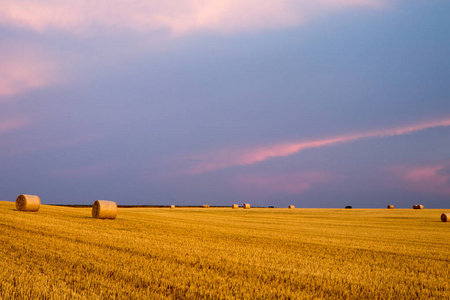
top-left (0, 200), bottom-right (449, 299)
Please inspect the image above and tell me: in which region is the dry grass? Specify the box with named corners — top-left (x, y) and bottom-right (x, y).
top-left (1, 201), bottom-right (449, 299)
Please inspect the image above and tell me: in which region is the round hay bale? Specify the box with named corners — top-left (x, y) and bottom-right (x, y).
top-left (288, 205), bottom-right (295, 209)
top-left (243, 203), bottom-right (251, 209)
top-left (387, 205), bottom-right (394, 209)
top-left (170, 205), bottom-right (175, 209)
top-left (441, 213), bottom-right (449, 222)
top-left (345, 206), bottom-right (352, 209)
top-left (232, 204), bottom-right (239, 209)
top-left (92, 200), bottom-right (117, 219)
top-left (203, 204), bottom-right (210, 208)
top-left (15, 194), bottom-right (40, 212)
top-left (413, 205), bottom-right (424, 209)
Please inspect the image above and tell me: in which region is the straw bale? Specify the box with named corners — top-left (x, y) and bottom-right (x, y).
top-left (203, 204), bottom-right (210, 208)
top-left (387, 205), bottom-right (394, 209)
top-left (170, 205), bottom-right (175, 209)
top-left (15, 194), bottom-right (40, 212)
top-left (413, 205), bottom-right (424, 209)
top-left (441, 213), bottom-right (450, 222)
top-left (345, 206), bottom-right (352, 209)
top-left (232, 204), bottom-right (239, 209)
top-left (288, 205), bottom-right (295, 209)
top-left (243, 203), bottom-right (251, 209)
top-left (92, 200), bottom-right (117, 219)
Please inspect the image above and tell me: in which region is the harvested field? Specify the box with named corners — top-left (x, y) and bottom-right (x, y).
top-left (0, 201), bottom-right (449, 299)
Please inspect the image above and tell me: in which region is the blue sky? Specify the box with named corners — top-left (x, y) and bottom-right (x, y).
top-left (1, 0), bottom-right (449, 207)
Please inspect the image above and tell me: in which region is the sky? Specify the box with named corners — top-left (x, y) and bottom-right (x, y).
top-left (1, 0), bottom-right (450, 208)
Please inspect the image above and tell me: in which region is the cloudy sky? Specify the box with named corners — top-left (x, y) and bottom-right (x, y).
top-left (1, 0), bottom-right (449, 207)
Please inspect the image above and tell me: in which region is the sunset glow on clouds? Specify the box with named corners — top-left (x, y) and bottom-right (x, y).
top-left (384, 164), bottom-right (450, 195)
top-left (0, 1), bottom-right (449, 207)
top-left (0, 0), bottom-right (384, 36)
top-left (0, 49), bottom-right (58, 97)
top-left (0, 118), bottom-right (29, 134)
top-left (175, 117), bottom-right (450, 175)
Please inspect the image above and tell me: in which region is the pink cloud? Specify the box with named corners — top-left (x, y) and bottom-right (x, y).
top-left (0, 47), bottom-right (59, 97)
top-left (173, 117), bottom-right (450, 175)
top-left (0, 118), bottom-right (30, 134)
top-left (384, 164), bottom-right (450, 195)
top-left (0, 0), bottom-right (386, 36)
top-left (233, 171), bottom-right (340, 195)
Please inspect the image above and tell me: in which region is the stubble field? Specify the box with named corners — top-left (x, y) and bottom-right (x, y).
top-left (0, 200), bottom-right (449, 299)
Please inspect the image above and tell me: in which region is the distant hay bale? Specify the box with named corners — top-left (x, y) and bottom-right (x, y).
top-left (15, 194), bottom-right (40, 212)
top-left (268, 206), bottom-right (274, 208)
top-left (92, 200), bottom-right (117, 219)
top-left (345, 206), bottom-right (352, 209)
top-left (387, 205), bottom-right (394, 209)
top-left (288, 205), bottom-right (295, 209)
top-left (232, 204), bottom-right (239, 209)
top-left (413, 205), bottom-right (424, 209)
top-left (441, 213), bottom-right (450, 222)
top-left (243, 203), bottom-right (251, 209)
top-left (203, 204), bottom-right (210, 208)
top-left (170, 205), bottom-right (175, 209)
